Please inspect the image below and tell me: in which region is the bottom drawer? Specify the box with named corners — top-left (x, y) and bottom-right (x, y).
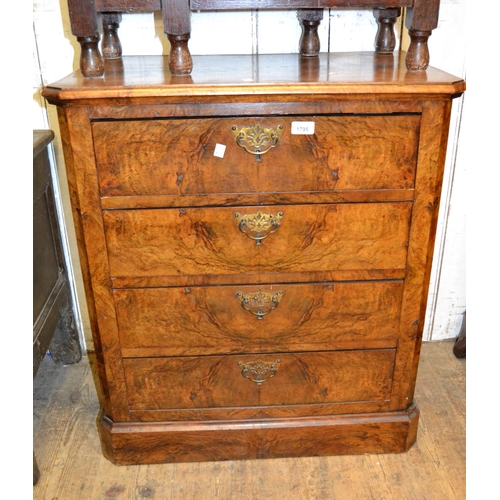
top-left (124, 350), bottom-right (395, 411)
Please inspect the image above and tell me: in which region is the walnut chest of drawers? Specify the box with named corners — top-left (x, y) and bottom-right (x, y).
top-left (43, 52), bottom-right (465, 465)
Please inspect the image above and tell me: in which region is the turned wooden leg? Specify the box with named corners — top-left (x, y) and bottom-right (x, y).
top-left (405, 0), bottom-right (440, 71)
top-left (406, 29), bottom-right (432, 71)
top-left (77, 35), bottom-right (105, 77)
top-left (297, 10), bottom-right (324, 56)
top-left (67, 0), bottom-right (104, 77)
top-left (373, 8), bottom-right (401, 54)
top-left (102, 13), bottom-right (123, 59)
top-left (166, 34), bottom-right (193, 75)
top-left (163, 0), bottom-right (193, 75)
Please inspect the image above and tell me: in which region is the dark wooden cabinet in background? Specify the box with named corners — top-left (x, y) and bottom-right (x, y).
top-left (33, 130), bottom-right (82, 484)
top-left (42, 51), bottom-right (465, 465)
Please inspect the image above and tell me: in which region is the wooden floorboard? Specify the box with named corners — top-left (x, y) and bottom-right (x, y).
top-left (33, 341), bottom-right (465, 500)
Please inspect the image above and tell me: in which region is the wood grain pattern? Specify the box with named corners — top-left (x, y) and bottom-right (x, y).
top-left (123, 349), bottom-right (395, 410)
top-left (57, 107), bottom-right (130, 422)
top-left (41, 53), bottom-right (465, 465)
top-left (129, 400), bottom-right (391, 422)
top-left (90, 99), bottom-right (424, 120)
top-left (41, 53), bottom-right (465, 103)
top-left (103, 203), bottom-right (411, 281)
top-left (115, 281), bottom-right (403, 356)
top-left (93, 115), bottom-right (419, 197)
top-left (33, 342), bottom-right (465, 498)
top-left (99, 406), bottom-right (418, 464)
top-left (390, 100), bottom-right (453, 411)
top-left (100, 189), bottom-right (415, 210)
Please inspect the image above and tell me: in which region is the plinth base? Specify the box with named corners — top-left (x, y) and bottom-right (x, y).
top-left (98, 405), bottom-right (419, 465)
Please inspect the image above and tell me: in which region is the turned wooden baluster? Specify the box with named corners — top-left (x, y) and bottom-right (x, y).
top-left (406, 0), bottom-right (440, 71)
top-left (67, 0), bottom-right (104, 77)
top-left (373, 8), bottom-right (401, 54)
top-left (163, 0), bottom-right (193, 75)
top-left (102, 13), bottom-right (123, 59)
top-left (297, 10), bottom-right (324, 56)
top-left (66, 0), bottom-right (441, 77)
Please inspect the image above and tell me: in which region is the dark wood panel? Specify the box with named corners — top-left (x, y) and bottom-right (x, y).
top-left (123, 349), bottom-right (396, 410)
top-left (33, 186), bottom-right (61, 322)
top-left (33, 130), bottom-right (81, 376)
top-left (95, 0), bottom-right (160, 10)
top-left (33, 129), bottom-right (82, 486)
top-left (190, 0), bottom-right (412, 9)
top-left (95, 0), bottom-right (413, 12)
top-left (114, 281), bottom-right (403, 355)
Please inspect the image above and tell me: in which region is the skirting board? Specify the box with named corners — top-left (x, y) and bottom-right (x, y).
top-left (98, 404), bottom-right (419, 465)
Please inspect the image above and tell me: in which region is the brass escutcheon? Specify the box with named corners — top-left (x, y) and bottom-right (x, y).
top-left (236, 290), bottom-right (284, 320)
top-left (234, 210), bottom-right (283, 245)
top-left (231, 123), bottom-right (284, 161)
top-left (238, 359), bottom-right (281, 385)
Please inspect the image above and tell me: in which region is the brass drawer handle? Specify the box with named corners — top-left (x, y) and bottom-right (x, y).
top-left (238, 359), bottom-right (281, 385)
top-left (231, 123), bottom-right (284, 161)
top-left (234, 210), bottom-right (283, 245)
top-left (236, 290), bottom-right (284, 320)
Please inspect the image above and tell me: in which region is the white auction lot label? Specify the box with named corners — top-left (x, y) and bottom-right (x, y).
top-left (213, 143), bottom-right (226, 158)
top-left (291, 121), bottom-right (315, 135)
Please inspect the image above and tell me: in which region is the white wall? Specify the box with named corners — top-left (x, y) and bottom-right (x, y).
top-left (419, 0), bottom-right (466, 341)
top-left (33, 1), bottom-right (466, 347)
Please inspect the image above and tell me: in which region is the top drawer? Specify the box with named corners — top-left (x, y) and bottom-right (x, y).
top-left (92, 115), bottom-right (419, 198)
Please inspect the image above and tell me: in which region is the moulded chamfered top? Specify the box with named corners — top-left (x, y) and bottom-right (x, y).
top-left (42, 52), bottom-right (465, 103)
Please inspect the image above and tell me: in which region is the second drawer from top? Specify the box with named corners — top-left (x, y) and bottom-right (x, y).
top-left (103, 202), bottom-right (412, 284)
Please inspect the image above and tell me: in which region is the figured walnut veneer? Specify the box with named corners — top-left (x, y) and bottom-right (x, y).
top-left (93, 115), bottom-right (419, 196)
top-left (43, 52), bottom-right (464, 464)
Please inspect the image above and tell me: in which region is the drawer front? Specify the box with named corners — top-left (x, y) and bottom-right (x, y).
top-left (104, 203), bottom-right (411, 279)
top-left (123, 349), bottom-right (396, 410)
top-left (115, 282), bottom-right (403, 356)
top-left (93, 115), bottom-right (419, 197)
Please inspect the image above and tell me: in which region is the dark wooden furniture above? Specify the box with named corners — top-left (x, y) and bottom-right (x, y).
top-left (67, 0), bottom-right (440, 77)
top-left (33, 130), bottom-right (82, 484)
top-left (42, 52), bottom-right (464, 465)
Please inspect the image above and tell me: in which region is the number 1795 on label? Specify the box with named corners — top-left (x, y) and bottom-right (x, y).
top-left (291, 121), bottom-right (315, 135)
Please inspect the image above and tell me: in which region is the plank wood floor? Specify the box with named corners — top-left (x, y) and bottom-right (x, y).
top-left (33, 341), bottom-right (465, 500)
